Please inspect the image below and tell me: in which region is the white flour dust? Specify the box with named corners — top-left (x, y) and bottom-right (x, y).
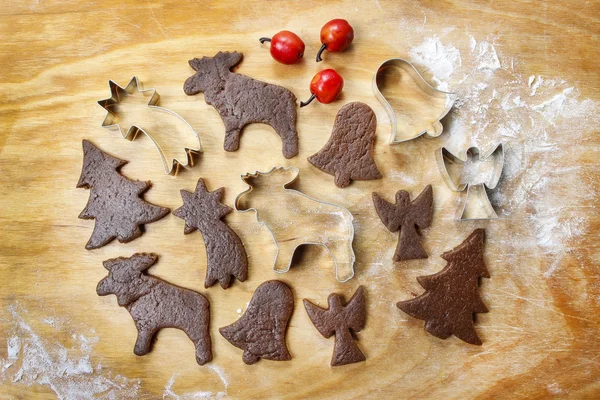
top-left (400, 32), bottom-right (598, 277)
top-left (1, 304), bottom-right (140, 399)
top-left (163, 365), bottom-right (229, 399)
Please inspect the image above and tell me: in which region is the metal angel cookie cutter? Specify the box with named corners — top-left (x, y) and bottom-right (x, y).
top-left (373, 58), bottom-right (458, 144)
top-left (436, 143), bottom-right (504, 220)
top-left (98, 77), bottom-right (201, 175)
top-left (235, 166), bottom-right (356, 282)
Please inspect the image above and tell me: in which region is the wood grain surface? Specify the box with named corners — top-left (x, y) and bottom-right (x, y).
top-left (1, 0), bottom-right (599, 398)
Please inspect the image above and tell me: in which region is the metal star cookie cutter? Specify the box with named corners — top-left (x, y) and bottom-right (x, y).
top-left (234, 166), bottom-right (356, 283)
top-left (436, 143), bottom-right (504, 220)
top-left (373, 58), bottom-right (458, 144)
top-left (98, 76), bottom-right (202, 175)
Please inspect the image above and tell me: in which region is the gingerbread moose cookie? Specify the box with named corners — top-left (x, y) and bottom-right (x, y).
top-left (97, 253), bottom-right (212, 365)
top-left (184, 51), bottom-right (299, 159)
top-left (173, 178), bottom-right (248, 289)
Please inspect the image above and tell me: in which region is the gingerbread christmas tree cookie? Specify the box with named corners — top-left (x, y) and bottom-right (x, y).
top-left (76, 140), bottom-right (169, 250)
top-left (397, 229), bottom-right (489, 345)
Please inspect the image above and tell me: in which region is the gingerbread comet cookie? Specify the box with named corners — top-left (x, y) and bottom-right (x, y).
top-left (308, 102), bottom-right (382, 188)
top-left (76, 140), bottom-right (169, 250)
top-left (220, 280), bottom-right (294, 364)
top-left (184, 51), bottom-right (299, 159)
top-left (97, 253), bottom-right (212, 365)
top-left (397, 229), bottom-right (489, 345)
top-left (304, 286), bottom-right (367, 366)
top-left (173, 178), bottom-right (248, 289)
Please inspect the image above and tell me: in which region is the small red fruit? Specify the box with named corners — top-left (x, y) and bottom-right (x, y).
top-left (300, 69), bottom-right (344, 107)
top-left (316, 19), bottom-right (354, 62)
top-left (259, 31), bottom-right (305, 65)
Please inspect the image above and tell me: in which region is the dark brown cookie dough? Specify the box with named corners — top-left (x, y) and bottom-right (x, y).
top-left (219, 280), bottom-right (293, 364)
top-left (397, 229), bottom-right (489, 345)
top-left (308, 102), bottom-right (382, 188)
top-left (372, 185), bottom-right (433, 261)
top-left (76, 140), bottom-right (169, 249)
top-left (184, 51), bottom-right (298, 159)
top-left (173, 178), bottom-right (248, 289)
top-left (304, 286), bottom-right (366, 366)
top-left (97, 253), bottom-right (212, 365)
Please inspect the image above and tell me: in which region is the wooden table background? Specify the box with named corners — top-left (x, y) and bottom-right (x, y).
top-left (1, 0), bottom-right (599, 398)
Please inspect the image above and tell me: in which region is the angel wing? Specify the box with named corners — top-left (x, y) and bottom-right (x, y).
top-left (372, 192), bottom-right (402, 232)
top-left (303, 300), bottom-right (336, 338)
top-left (342, 286), bottom-right (366, 333)
top-left (410, 185), bottom-right (433, 229)
top-left (437, 147), bottom-right (466, 192)
top-left (481, 143), bottom-right (504, 189)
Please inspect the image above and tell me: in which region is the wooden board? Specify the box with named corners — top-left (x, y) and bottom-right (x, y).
top-left (1, 0), bottom-right (599, 398)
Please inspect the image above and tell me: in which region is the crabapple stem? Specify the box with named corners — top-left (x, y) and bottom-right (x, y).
top-left (300, 94), bottom-right (316, 108)
top-left (259, 37), bottom-right (272, 44)
top-left (315, 44), bottom-right (327, 62)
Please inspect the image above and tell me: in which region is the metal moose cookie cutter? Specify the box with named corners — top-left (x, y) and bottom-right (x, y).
top-left (98, 76), bottom-right (202, 175)
top-left (234, 166), bottom-right (356, 283)
top-left (373, 58), bottom-right (458, 144)
top-left (436, 143), bottom-right (504, 220)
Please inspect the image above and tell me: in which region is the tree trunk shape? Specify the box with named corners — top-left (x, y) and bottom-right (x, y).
top-left (308, 102), bottom-right (382, 188)
top-left (396, 224), bottom-right (427, 261)
top-left (332, 328), bottom-right (366, 366)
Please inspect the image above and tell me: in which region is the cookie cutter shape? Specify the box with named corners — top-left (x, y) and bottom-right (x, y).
top-left (373, 58), bottom-right (458, 144)
top-left (98, 76), bottom-right (202, 175)
top-left (436, 143), bottom-right (504, 220)
top-left (235, 167), bottom-right (356, 282)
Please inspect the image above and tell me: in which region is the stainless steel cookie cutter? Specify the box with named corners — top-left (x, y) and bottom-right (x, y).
top-left (373, 58), bottom-right (458, 144)
top-left (98, 77), bottom-right (202, 175)
top-left (234, 166), bottom-right (356, 282)
top-left (436, 143), bottom-right (504, 220)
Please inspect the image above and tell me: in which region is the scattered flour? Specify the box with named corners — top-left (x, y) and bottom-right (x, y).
top-left (401, 31), bottom-right (598, 278)
top-left (408, 36), bottom-right (462, 89)
top-left (1, 303), bottom-right (140, 399)
top-left (163, 365), bottom-right (228, 399)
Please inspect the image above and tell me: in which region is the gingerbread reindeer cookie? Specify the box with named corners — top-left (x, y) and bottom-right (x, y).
top-left (97, 253), bottom-right (212, 365)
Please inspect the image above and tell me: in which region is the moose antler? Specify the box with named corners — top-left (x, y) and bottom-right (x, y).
top-left (214, 51), bottom-right (243, 71)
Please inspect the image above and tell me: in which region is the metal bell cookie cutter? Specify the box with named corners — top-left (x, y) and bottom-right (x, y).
top-left (436, 143), bottom-right (504, 220)
top-left (98, 77), bottom-right (202, 175)
top-left (373, 58), bottom-right (458, 144)
top-left (235, 166), bottom-right (356, 283)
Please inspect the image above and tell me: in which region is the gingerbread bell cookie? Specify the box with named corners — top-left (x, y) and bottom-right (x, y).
top-left (220, 280), bottom-right (294, 364)
top-left (76, 140), bottom-right (169, 250)
top-left (173, 178), bottom-right (248, 289)
top-left (372, 185), bottom-right (433, 261)
top-left (304, 286), bottom-right (366, 366)
top-left (184, 51), bottom-right (299, 159)
top-left (397, 229), bottom-right (489, 345)
top-left (97, 253), bottom-right (212, 365)
top-left (308, 102), bottom-right (382, 188)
